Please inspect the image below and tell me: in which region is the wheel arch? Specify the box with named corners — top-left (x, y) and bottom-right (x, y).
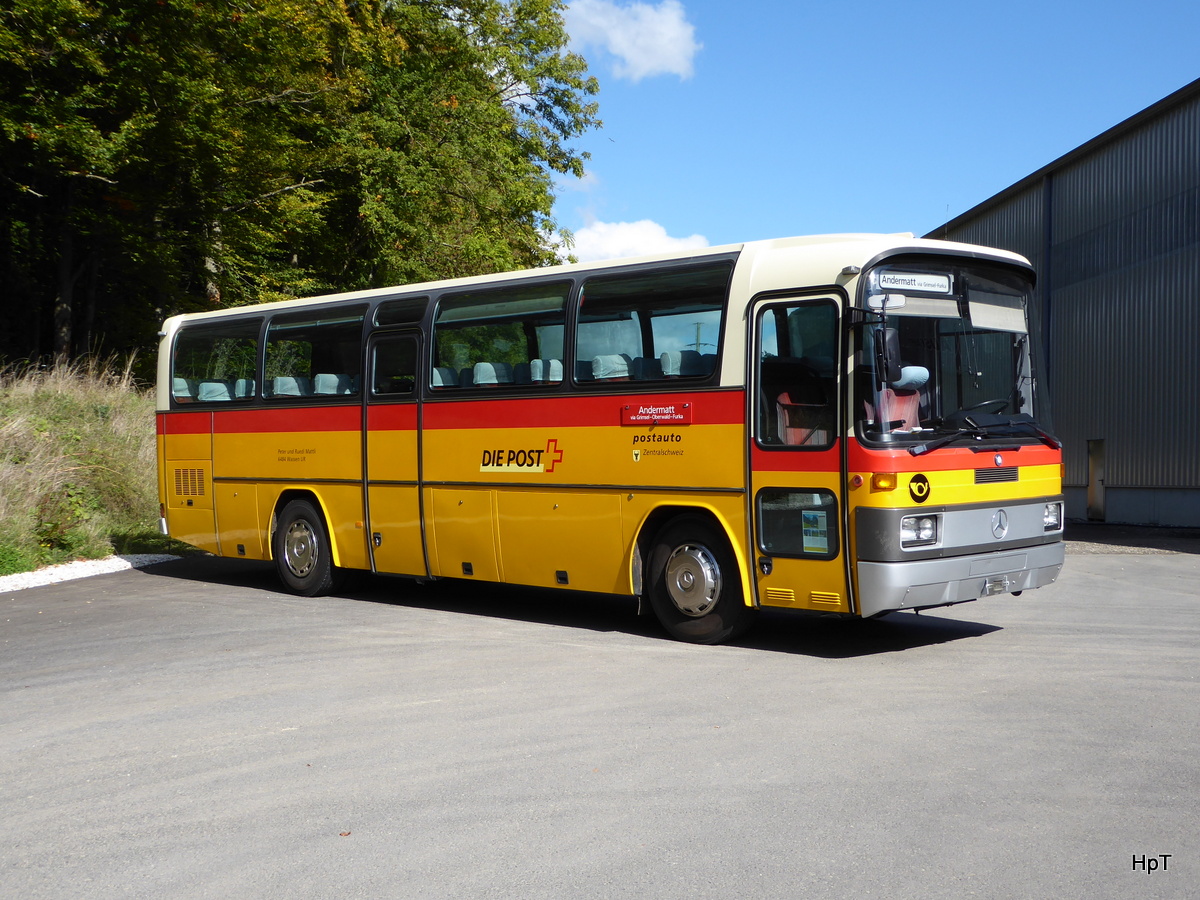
top-left (268, 488), bottom-right (342, 567)
top-left (632, 502), bottom-right (754, 615)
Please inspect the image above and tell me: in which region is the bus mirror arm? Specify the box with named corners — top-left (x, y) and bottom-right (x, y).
top-left (873, 327), bottom-right (902, 386)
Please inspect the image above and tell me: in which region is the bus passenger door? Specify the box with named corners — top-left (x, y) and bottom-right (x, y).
top-left (365, 333), bottom-right (427, 576)
top-left (749, 296), bottom-right (850, 613)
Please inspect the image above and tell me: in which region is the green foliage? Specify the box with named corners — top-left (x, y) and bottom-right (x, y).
top-left (0, 543), bottom-right (37, 577)
top-left (0, 357), bottom-right (165, 572)
top-left (0, 0), bottom-right (599, 366)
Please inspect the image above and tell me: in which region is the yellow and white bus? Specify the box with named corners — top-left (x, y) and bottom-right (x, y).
top-left (156, 233), bottom-right (1064, 643)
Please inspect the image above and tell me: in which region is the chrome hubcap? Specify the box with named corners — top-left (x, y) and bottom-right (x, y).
top-left (665, 543), bottom-right (721, 617)
top-left (284, 520), bottom-right (317, 577)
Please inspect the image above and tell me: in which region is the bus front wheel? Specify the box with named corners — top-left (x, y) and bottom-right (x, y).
top-left (647, 516), bottom-right (754, 644)
top-left (273, 499), bottom-right (342, 596)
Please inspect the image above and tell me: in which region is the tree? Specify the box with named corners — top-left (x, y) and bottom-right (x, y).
top-left (0, 0), bottom-right (598, 366)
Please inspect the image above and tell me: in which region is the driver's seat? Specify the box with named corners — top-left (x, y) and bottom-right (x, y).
top-left (868, 365), bottom-right (928, 432)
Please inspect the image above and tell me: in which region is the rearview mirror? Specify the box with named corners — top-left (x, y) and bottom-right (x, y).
top-left (867, 292), bottom-right (907, 311)
top-left (874, 327), bottom-right (902, 385)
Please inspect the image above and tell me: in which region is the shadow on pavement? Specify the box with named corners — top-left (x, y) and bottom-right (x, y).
top-left (736, 608), bottom-right (1001, 658)
top-left (142, 555), bottom-right (1001, 659)
top-left (1064, 522), bottom-right (1200, 555)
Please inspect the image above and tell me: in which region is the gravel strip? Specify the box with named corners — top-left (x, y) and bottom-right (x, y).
top-left (0, 554), bottom-right (180, 593)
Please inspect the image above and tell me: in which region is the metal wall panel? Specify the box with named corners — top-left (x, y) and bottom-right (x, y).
top-left (1050, 250), bottom-right (1200, 488)
top-left (934, 84), bottom-right (1200, 518)
top-left (939, 185), bottom-right (1045, 268)
top-left (1052, 101), bottom-right (1200, 241)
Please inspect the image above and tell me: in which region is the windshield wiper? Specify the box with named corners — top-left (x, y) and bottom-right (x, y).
top-left (908, 427), bottom-right (987, 456)
top-left (908, 413), bottom-right (1061, 457)
top-left (1004, 418), bottom-right (1062, 450)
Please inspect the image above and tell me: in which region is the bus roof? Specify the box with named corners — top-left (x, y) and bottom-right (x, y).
top-left (160, 232), bottom-right (1032, 329)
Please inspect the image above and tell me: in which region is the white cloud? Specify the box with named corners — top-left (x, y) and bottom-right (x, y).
top-left (565, 0), bottom-right (701, 82)
top-left (568, 219), bottom-right (708, 263)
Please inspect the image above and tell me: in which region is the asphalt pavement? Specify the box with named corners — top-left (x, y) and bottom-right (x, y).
top-left (2, 530), bottom-right (1197, 899)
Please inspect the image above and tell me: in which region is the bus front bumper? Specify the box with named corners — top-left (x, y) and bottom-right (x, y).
top-left (855, 541), bottom-right (1064, 618)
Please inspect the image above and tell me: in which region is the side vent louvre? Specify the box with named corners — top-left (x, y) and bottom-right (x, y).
top-left (809, 591), bottom-right (842, 608)
top-left (976, 467), bottom-right (1018, 484)
top-left (174, 468), bottom-right (205, 497)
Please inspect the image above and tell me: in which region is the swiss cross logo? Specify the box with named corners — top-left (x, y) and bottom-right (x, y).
top-left (479, 439), bottom-right (564, 473)
top-left (544, 438), bottom-right (563, 473)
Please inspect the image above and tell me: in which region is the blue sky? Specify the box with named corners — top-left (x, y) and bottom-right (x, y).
top-left (557, 0), bottom-right (1200, 262)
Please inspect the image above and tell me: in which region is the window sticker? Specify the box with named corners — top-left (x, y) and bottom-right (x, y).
top-left (802, 510), bottom-right (829, 555)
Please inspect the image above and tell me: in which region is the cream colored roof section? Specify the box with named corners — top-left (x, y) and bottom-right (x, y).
top-left (161, 240), bottom-right (748, 329)
top-left (736, 232), bottom-right (1029, 299)
top-left (714, 233), bottom-right (1032, 386)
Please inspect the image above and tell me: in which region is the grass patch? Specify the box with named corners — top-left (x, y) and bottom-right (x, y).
top-left (0, 356), bottom-right (176, 574)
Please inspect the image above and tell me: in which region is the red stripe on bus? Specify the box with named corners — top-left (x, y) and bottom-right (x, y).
top-left (751, 439), bottom-right (1060, 474)
top-left (159, 392), bottom-right (744, 435)
top-left (751, 444), bottom-right (841, 473)
top-left (422, 390), bottom-right (745, 430)
top-left (158, 411), bottom-right (211, 435)
top-left (846, 438), bottom-right (1061, 472)
top-left (367, 404), bottom-right (419, 430)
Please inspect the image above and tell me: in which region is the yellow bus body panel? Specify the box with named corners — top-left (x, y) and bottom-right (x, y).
top-left (421, 410), bottom-right (751, 600)
top-left (367, 486), bottom-right (425, 576)
top-left (422, 424), bottom-right (744, 490)
top-left (213, 431), bottom-right (362, 482)
top-left (750, 469), bottom-right (849, 613)
top-left (213, 483), bottom-right (263, 559)
top-left (366, 430), bottom-right (419, 476)
top-left (849, 464), bottom-right (1062, 508)
top-left (164, 433), bottom-right (211, 462)
top-left (427, 488), bottom-right (500, 581)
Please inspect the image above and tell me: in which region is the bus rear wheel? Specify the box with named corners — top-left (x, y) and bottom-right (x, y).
top-left (647, 516), bottom-right (754, 644)
top-left (273, 498), bottom-right (342, 596)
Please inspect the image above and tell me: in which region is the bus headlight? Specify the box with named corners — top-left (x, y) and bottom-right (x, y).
top-left (1043, 501), bottom-right (1063, 532)
top-left (900, 514), bottom-right (939, 547)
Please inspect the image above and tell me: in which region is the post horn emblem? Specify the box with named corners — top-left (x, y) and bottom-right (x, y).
top-left (909, 474), bottom-right (931, 503)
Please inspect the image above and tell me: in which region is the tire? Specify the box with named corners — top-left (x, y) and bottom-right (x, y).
top-left (647, 516), bottom-right (755, 644)
top-left (273, 498), bottom-right (342, 596)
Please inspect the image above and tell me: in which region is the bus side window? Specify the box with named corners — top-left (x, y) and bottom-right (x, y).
top-left (265, 306), bottom-right (367, 400)
top-left (576, 261), bottom-right (731, 385)
top-left (431, 283), bottom-right (569, 390)
top-left (373, 337), bottom-right (418, 396)
top-left (172, 319), bottom-right (261, 405)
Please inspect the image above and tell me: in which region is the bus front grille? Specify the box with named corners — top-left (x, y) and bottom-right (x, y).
top-left (975, 467), bottom-right (1018, 484)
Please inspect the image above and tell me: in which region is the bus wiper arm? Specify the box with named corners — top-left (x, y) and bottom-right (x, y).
top-left (1007, 420), bottom-right (1063, 450)
top-left (908, 427), bottom-right (987, 456)
top-left (908, 415), bottom-right (1062, 457)
top-left (964, 412), bottom-right (1063, 450)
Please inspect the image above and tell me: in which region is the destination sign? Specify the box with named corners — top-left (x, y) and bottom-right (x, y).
top-left (878, 272), bottom-right (952, 294)
top-left (621, 402), bottom-right (692, 426)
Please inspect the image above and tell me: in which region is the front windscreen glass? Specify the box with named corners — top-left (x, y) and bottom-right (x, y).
top-left (854, 261), bottom-right (1051, 449)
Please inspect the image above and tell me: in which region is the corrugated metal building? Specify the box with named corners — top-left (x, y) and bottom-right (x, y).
top-left (929, 78), bottom-right (1200, 526)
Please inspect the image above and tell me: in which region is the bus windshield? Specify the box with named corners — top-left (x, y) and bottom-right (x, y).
top-left (854, 262), bottom-right (1051, 449)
